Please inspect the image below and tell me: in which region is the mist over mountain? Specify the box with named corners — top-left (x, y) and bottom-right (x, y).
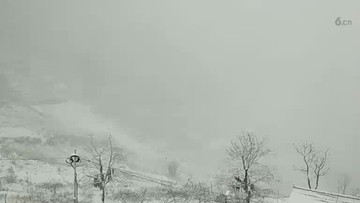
top-left (0, 70), bottom-right (176, 176)
top-left (1, 1), bottom-right (360, 201)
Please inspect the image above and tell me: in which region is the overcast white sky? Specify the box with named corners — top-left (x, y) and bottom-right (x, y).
top-left (1, 0), bottom-right (359, 195)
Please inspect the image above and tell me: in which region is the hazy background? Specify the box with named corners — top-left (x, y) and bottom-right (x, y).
top-left (1, 0), bottom-right (359, 195)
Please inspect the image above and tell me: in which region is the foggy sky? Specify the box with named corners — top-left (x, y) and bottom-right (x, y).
top-left (1, 0), bottom-right (359, 195)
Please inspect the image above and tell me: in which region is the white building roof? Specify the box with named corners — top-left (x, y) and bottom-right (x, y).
top-left (288, 186), bottom-right (360, 203)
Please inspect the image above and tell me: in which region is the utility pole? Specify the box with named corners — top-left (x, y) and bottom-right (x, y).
top-left (74, 152), bottom-right (78, 203)
top-left (66, 149), bottom-right (80, 203)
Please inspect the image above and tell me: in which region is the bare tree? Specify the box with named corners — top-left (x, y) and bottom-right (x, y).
top-left (337, 174), bottom-right (351, 195)
top-left (83, 135), bottom-right (127, 203)
top-left (168, 161), bottom-right (179, 180)
top-left (293, 142), bottom-right (315, 189)
top-left (226, 132), bottom-right (274, 203)
top-left (312, 149), bottom-right (329, 190)
top-left (294, 142), bottom-right (329, 190)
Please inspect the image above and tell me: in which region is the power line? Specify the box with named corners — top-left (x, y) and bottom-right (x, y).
top-left (80, 157), bottom-right (178, 188)
top-left (114, 168), bottom-right (178, 188)
top-left (0, 157), bottom-right (66, 161)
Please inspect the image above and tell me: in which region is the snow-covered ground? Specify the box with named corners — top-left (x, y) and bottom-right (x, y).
top-left (288, 186), bottom-right (360, 203)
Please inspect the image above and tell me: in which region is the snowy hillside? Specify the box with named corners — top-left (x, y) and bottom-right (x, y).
top-left (0, 102), bottom-right (179, 202)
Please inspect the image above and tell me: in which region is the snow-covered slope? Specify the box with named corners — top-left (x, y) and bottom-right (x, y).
top-left (0, 102), bottom-right (175, 202)
top-left (288, 186), bottom-right (360, 203)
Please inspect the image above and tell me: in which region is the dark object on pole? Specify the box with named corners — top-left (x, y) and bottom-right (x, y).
top-left (66, 150), bottom-right (80, 203)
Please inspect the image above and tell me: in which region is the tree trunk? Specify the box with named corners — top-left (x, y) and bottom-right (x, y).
top-left (245, 191), bottom-right (252, 203)
top-left (243, 169), bottom-right (252, 203)
top-left (101, 188), bottom-right (105, 203)
top-left (307, 178), bottom-right (312, 189)
top-left (315, 175), bottom-right (320, 190)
